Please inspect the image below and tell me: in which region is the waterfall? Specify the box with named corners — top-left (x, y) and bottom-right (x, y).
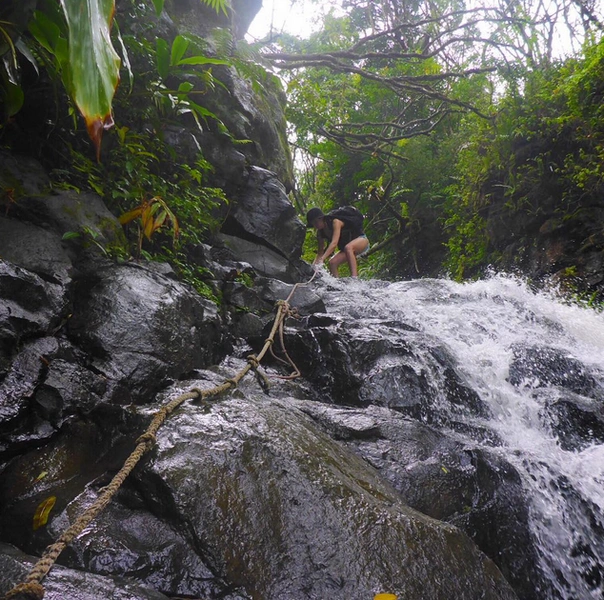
top-left (315, 273), bottom-right (604, 600)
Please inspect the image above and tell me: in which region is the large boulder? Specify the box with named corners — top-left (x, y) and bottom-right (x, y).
top-left (282, 316), bottom-right (490, 421)
top-left (291, 401), bottom-right (547, 600)
top-left (130, 384), bottom-right (516, 600)
top-left (225, 167), bottom-right (305, 258)
top-left (66, 261), bottom-right (226, 403)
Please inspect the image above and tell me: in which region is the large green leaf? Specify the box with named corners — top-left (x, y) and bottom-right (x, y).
top-left (59, 0), bottom-right (120, 158)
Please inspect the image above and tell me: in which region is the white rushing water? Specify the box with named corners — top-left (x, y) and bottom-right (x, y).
top-left (317, 273), bottom-right (604, 599)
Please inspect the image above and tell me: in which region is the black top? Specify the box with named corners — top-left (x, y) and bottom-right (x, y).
top-left (319, 215), bottom-right (364, 251)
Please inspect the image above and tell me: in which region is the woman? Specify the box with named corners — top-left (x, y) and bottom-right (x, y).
top-left (306, 207), bottom-right (370, 278)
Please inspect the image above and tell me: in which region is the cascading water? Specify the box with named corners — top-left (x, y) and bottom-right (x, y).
top-left (315, 273), bottom-right (604, 600)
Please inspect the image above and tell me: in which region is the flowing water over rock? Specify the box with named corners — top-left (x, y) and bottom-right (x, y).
top-left (2, 268), bottom-right (603, 600)
top-left (308, 274), bottom-right (604, 600)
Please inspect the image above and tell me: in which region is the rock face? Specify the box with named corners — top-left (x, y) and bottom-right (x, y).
top-left (66, 261), bottom-right (225, 402)
top-left (282, 315), bottom-right (490, 422)
top-left (0, 365), bottom-right (518, 600)
top-left (163, 0), bottom-right (294, 189)
top-left (0, 543), bottom-right (171, 600)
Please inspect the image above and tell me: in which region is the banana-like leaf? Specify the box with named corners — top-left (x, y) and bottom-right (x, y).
top-left (177, 56), bottom-right (229, 66)
top-left (170, 35), bottom-right (189, 66)
top-left (59, 0), bottom-right (121, 159)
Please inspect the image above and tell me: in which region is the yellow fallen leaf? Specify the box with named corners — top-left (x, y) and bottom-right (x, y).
top-left (441, 466), bottom-right (449, 474)
top-left (34, 471), bottom-right (48, 483)
top-left (33, 496), bottom-right (56, 531)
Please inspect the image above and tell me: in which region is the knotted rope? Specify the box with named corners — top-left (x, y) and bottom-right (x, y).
top-left (3, 271), bottom-right (319, 600)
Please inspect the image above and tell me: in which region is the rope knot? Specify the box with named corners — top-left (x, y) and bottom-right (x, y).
top-left (191, 387), bottom-right (208, 400)
top-left (246, 354), bottom-right (260, 369)
top-left (4, 581), bottom-right (45, 600)
top-left (135, 432), bottom-right (156, 450)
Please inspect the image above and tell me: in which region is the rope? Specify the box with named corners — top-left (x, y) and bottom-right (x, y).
top-left (2, 270), bottom-right (320, 600)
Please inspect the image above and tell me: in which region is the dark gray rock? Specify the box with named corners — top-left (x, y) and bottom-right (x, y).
top-left (15, 189), bottom-right (126, 250)
top-left (226, 167), bottom-right (305, 257)
top-left (292, 401), bottom-right (547, 600)
top-left (131, 383), bottom-right (517, 600)
top-left (0, 336), bottom-right (110, 456)
top-left (66, 262), bottom-right (226, 402)
top-left (0, 542), bottom-right (171, 600)
top-left (187, 242), bottom-right (254, 282)
top-left (282, 318), bottom-right (490, 421)
top-left (50, 487), bottom-right (247, 599)
top-left (0, 217), bottom-right (72, 285)
top-left (0, 260), bottom-right (68, 373)
top-left (231, 311), bottom-right (265, 339)
top-left (0, 150), bottom-right (50, 197)
top-left (0, 337), bottom-right (59, 425)
top-left (218, 234), bottom-right (311, 283)
top-left (225, 276), bottom-right (325, 317)
top-left (509, 344), bottom-right (604, 399)
top-left (537, 388), bottom-right (604, 450)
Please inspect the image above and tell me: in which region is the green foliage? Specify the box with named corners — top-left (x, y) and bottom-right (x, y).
top-left (1, 0), bottom-right (230, 151)
top-left (53, 123), bottom-right (227, 299)
top-left (441, 36), bottom-right (604, 286)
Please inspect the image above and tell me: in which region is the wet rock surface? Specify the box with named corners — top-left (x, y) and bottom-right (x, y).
top-left (282, 316), bottom-right (490, 422)
top-left (0, 260), bottom-right (68, 374)
top-left (226, 167), bottom-right (306, 258)
top-left (66, 260), bottom-right (226, 402)
top-left (508, 344), bottom-right (604, 399)
top-left (0, 542), bottom-right (171, 600)
top-left (292, 401), bottom-right (546, 600)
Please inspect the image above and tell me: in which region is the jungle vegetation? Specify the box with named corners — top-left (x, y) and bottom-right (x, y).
top-left (0, 0), bottom-right (603, 300)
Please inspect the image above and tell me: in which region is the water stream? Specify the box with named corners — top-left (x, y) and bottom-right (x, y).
top-left (315, 273), bottom-right (604, 600)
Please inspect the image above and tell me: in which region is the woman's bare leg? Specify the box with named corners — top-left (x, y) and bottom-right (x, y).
top-left (329, 251), bottom-right (347, 276)
top-left (344, 237), bottom-right (369, 277)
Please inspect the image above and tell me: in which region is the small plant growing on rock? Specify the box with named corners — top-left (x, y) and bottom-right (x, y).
top-left (119, 196), bottom-right (180, 259)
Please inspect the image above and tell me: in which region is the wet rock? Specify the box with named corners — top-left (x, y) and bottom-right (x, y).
top-left (67, 262), bottom-right (226, 403)
top-left (131, 383), bottom-right (517, 600)
top-left (161, 1), bottom-right (293, 187)
top-left (0, 335), bottom-right (112, 458)
top-left (0, 260), bottom-right (67, 373)
top-left (293, 401), bottom-right (545, 600)
top-left (0, 542), bottom-right (171, 600)
top-left (0, 217), bottom-right (72, 286)
top-left (0, 150), bottom-right (50, 198)
top-left (0, 409), bottom-right (141, 554)
top-left (218, 234), bottom-right (311, 283)
top-left (0, 337), bottom-right (59, 426)
top-left (230, 311), bottom-right (265, 340)
top-left (51, 487), bottom-right (245, 599)
top-left (188, 243), bottom-right (254, 281)
top-left (537, 389), bottom-right (604, 450)
top-left (508, 345), bottom-right (603, 399)
top-left (283, 319), bottom-right (490, 421)
top-left (14, 189), bottom-right (126, 251)
top-left (225, 167), bottom-right (305, 258)
top-left (227, 276), bottom-right (325, 317)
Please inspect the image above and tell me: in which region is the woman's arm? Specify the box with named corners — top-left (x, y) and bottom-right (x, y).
top-left (321, 218), bottom-right (343, 259)
top-left (313, 234), bottom-right (326, 265)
